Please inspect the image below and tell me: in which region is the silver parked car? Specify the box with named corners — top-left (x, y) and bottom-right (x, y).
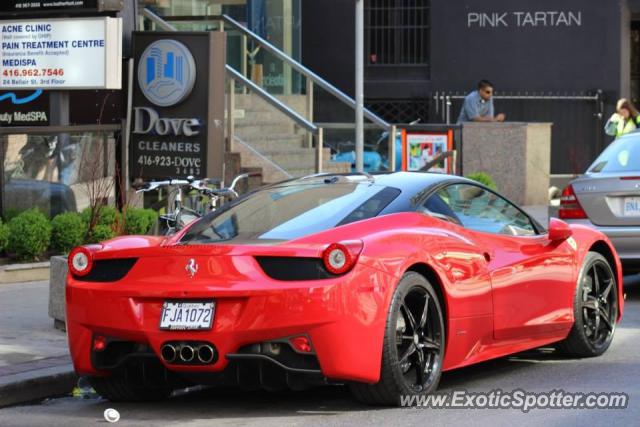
top-left (561, 132), bottom-right (640, 272)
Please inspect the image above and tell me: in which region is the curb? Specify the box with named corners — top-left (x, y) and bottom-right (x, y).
top-left (0, 361), bottom-right (77, 408)
top-left (0, 262), bottom-right (50, 285)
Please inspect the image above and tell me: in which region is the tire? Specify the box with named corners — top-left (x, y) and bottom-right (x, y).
top-left (557, 252), bottom-right (618, 357)
top-left (349, 272), bottom-right (445, 406)
top-left (88, 375), bottom-right (173, 402)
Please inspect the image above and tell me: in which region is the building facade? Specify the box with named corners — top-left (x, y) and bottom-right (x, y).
top-left (0, 0), bottom-right (637, 218)
top-left (303, 0), bottom-right (637, 175)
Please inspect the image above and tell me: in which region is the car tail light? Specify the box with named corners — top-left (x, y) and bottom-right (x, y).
top-left (93, 335), bottom-right (107, 352)
top-left (559, 185), bottom-right (587, 220)
top-left (289, 335), bottom-right (313, 353)
top-left (68, 246), bottom-right (94, 277)
top-left (322, 241), bottom-right (363, 275)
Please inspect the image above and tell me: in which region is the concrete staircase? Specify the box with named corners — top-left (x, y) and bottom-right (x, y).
top-left (228, 93), bottom-right (351, 184)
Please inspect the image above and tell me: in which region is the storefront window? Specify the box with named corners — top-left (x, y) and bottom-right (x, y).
top-left (365, 0), bottom-right (430, 66)
top-left (2, 132), bottom-right (118, 219)
top-left (254, 0), bottom-right (303, 94)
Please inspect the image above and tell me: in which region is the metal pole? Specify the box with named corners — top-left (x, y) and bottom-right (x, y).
top-left (241, 35), bottom-right (248, 93)
top-left (355, 0), bottom-right (364, 172)
top-left (316, 128), bottom-right (324, 174)
top-left (123, 58), bottom-right (135, 198)
top-left (306, 79), bottom-right (314, 148)
top-left (388, 125), bottom-right (397, 172)
top-left (227, 78), bottom-right (236, 151)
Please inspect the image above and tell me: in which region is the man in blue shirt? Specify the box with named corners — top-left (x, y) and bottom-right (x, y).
top-left (457, 80), bottom-right (506, 123)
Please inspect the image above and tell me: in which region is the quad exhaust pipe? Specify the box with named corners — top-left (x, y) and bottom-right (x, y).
top-left (179, 345), bottom-right (195, 362)
top-left (161, 342), bottom-right (216, 365)
top-left (197, 345), bottom-right (215, 364)
top-left (161, 344), bottom-right (177, 363)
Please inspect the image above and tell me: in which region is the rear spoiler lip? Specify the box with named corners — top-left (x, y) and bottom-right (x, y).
top-left (90, 239), bottom-right (331, 261)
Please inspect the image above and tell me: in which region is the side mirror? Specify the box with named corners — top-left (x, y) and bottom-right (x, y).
top-left (548, 218), bottom-right (573, 242)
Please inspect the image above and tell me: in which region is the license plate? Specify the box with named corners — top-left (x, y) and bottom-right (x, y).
top-left (160, 301), bottom-right (215, 330)
top-left (623, 197), bottom-right (640, 216)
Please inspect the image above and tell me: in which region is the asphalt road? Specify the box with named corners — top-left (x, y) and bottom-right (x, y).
top-left (2, 277), bottom-right (640, 427)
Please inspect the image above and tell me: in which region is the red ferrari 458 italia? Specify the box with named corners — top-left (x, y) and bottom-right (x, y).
top-left (66, 172), bottom-right (623, 405)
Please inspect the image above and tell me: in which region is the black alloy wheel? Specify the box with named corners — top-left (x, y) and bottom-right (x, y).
top-left (350, 272), bottom-right (445, 405)
top-left (395, 285), bottom-right (443, 392)
top-left (580, 257), bottom-right (617, 349)
top-left (557, 252), bottom-right (618, 357)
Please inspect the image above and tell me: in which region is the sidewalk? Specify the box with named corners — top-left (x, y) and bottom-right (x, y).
top-left (0, 281), bottom-right (76, 408)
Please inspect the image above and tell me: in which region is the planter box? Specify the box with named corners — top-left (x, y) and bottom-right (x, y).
top-left (462, 122), bottom-right (552, 206)
top-left (48, 256), bottom-right (68, 331)
top-left (0, 261), bottom-right (50, 284)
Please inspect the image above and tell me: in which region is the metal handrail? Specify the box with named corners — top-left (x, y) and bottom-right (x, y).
top-left (226, 66), bottom-right (318, 134)
top-left (220, 15), bottom-right (390, 130)
top-left (315, 122), bottom-right (387, 130)
top-left (142, 9), bottom-right (391, 131)
top-left (447, 94), bottom-right (599, 101)
top-left (434, 90), bottom-right (603, 124)
top-left (142, 8), bottom-right (177, 31)
top-left (142, 9), bottom-right (317, 134)
top-left (232, 135), bottom-right (293, 179)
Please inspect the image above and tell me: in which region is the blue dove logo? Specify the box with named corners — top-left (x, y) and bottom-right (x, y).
top-left (137, 40), bottom-right (196, 107)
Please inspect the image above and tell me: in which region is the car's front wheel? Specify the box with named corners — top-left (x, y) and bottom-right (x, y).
top-left (350, 272), bottom-right (445, 406)
top-left (557, 252), bottom-right (618, 357)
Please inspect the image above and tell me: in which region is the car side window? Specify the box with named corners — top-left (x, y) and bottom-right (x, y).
top-left (418, 192), bottom-right (462, 225)
top-left (422, 184), bottom-right (537, 236)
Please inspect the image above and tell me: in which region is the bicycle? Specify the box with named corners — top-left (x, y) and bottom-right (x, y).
top-left (135, 172), bottom-right (260, 235)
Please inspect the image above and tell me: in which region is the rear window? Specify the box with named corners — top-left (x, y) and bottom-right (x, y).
top-left (589, 136), bottom-right (640, 173)
top-left (180, 181), bottom-right (400, 244)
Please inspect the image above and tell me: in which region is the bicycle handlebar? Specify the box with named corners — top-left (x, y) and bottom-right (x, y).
top-left (135, 172), bottom-right (261, 199)
top-left (229, 172), bottom-right (260, 192)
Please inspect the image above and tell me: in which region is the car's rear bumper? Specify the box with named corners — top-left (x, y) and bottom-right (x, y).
top-left (65, 261), bottom-right (393, 384)
top-left (565, 219), bottom-right (640, 265)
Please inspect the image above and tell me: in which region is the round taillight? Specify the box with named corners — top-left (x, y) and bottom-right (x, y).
top-left (322, 243), bottom-right (354, 275)
top-left (69, 247), bottom-right (93, 277)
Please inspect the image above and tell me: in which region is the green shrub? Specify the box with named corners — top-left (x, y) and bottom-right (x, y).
top-left (51, 212), bottom-right (86, 254)
top-left (3, 208), bottom-right (21, 223)
top-left (81, 205), bottom-right (121, 244)
top-left (466, 172), bottom-right (497, 191)
top-left (81, 205), bottom-right (120, 228)
top-left (124, 208), bottom-right (158, 235)
top-left (86, 224), bottom-right (116, 244)
top-left (0, 219), bottom-right (9, 253)
top-left (7, 209), bottom-right (52, 261)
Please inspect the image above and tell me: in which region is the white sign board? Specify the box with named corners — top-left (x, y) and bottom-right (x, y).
top-left (0, 17), bottom-right (122, 89)
top-left (406, 132), bottom-right (450, 173)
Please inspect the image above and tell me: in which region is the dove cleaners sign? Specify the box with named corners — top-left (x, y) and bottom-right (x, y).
top-left (130, 32), bottom-right (226, 181)
top-left (0, 17), bottom-right (122, 89)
